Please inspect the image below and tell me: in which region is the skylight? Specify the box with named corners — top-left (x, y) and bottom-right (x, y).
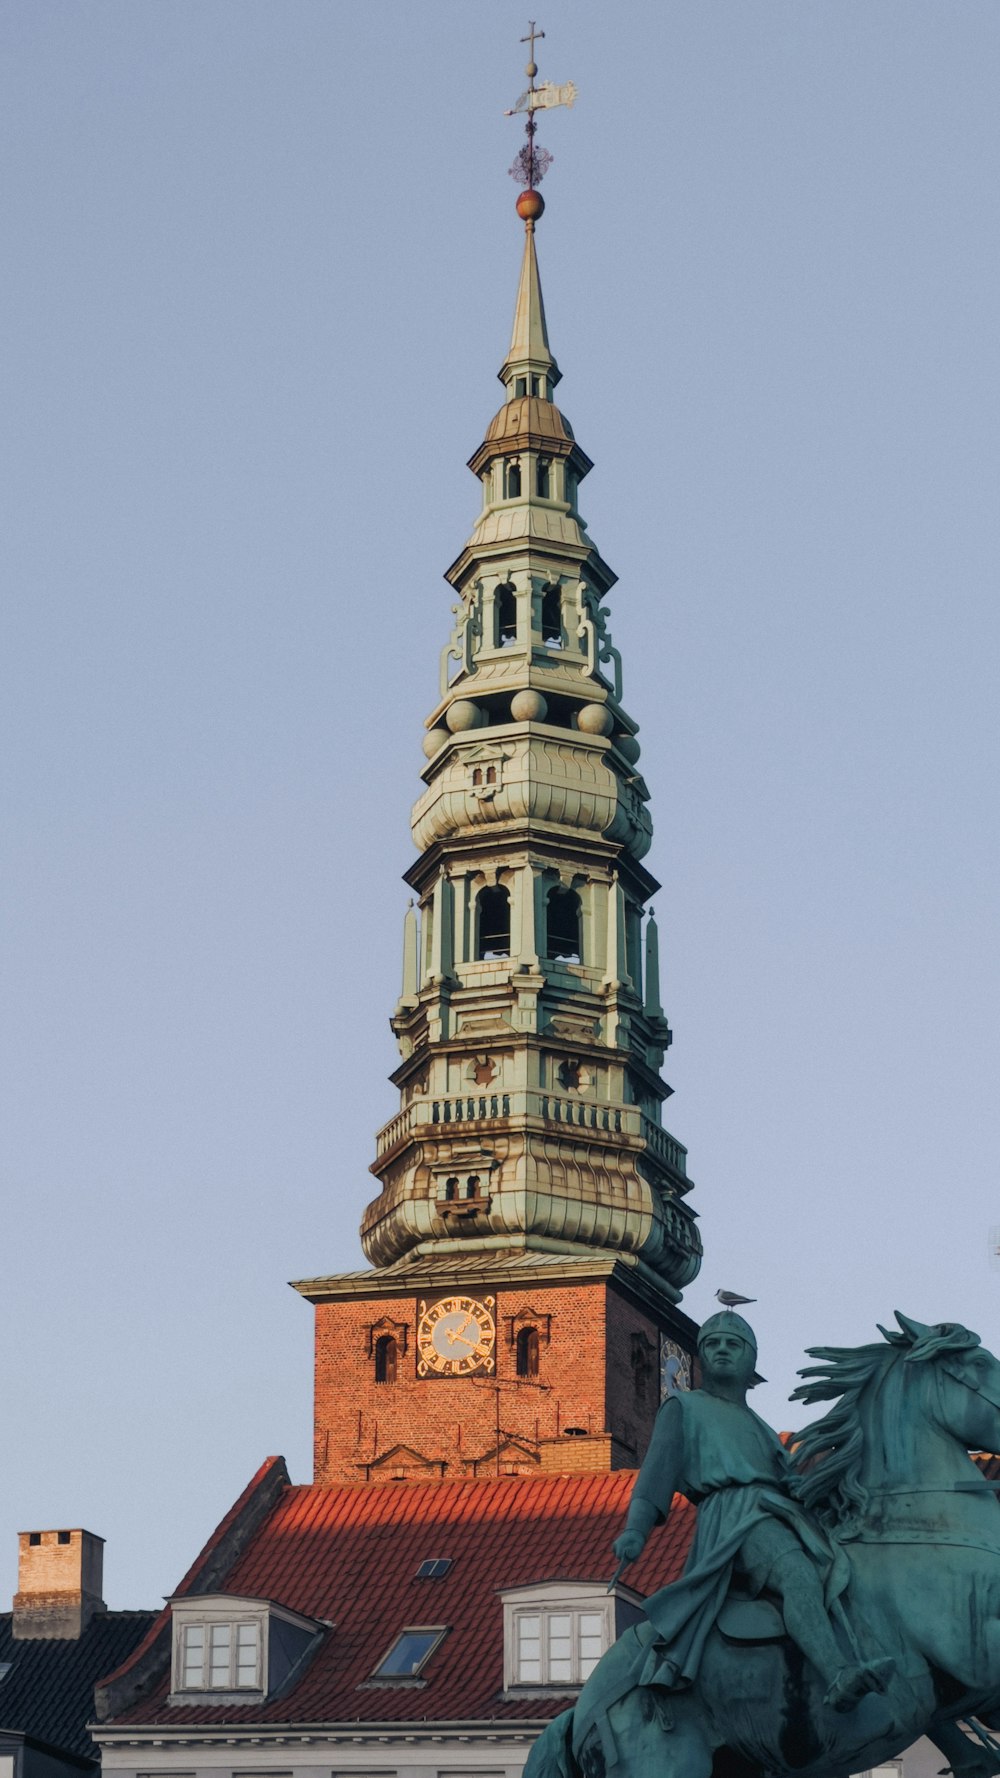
top-left (373, 1627), bottom-right (446, 1679)
top-left (414, 1557), bottom-right (452, 1579)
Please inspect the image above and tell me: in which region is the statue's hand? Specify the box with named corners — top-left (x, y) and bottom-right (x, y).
top-left (612, 1528), bottom-right (646, 1564)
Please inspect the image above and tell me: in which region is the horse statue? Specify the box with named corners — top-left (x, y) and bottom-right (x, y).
top-left (523, 1312), bottom-right (1000, 1778)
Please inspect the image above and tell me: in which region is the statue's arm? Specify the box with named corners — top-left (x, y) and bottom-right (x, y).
top-left (612, 1396), bottom-right (684, 1564)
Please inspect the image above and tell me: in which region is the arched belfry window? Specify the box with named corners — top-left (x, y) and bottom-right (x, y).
top-left (547, 886), bottom-right (582, 963)
top-left (476, 885), bottom-right (511, 960)
top-left (504, 459), bottom-right (522, 499)
top-left (375, 1335), bottom-right (398, 1385)
top-left (541, 583), bottom-right (562, 646)
top-left (516, 1326), bottom-right (540, 1379)
top-left (497, 583), bottom-right (518, 647)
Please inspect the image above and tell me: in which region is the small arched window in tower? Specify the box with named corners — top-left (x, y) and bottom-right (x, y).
top-left (531, 375), bottom-right (542, 397)
top-left (515, 377), bottom-right (528, 399)
top-left (536, 458), bottom-right (550, 499)
top-left (485, 764), bottom-right (497, 785)
top-left (444, 1176), bottom-right (459, 1201)
top-left (472, 767), bottom-right (483, 787)
top-left (496, 583), bottom-right (518, 647)
top-left (476, 885), bottom-right (511, 960)
top-left (516, 1326), bottom-right (540, 1379)
top-left (547, 886), bottom-right (582, 963)
top-left (466, 1174), bottom-right (481, 1199)
top-left (375, 1335), bottom-right (398, 1385)
top-left (504, 459), bottom-right (522, 500)
top-left (541, 583), bottom-right (562, 646)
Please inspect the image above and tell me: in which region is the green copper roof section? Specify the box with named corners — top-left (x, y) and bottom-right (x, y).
top-left (499, 219), bottom-right (561, 392)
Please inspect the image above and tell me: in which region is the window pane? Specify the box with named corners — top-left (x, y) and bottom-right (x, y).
top-left (547, 1616), bottom-right (571, 1682)
top-left (209, 1623), bottom-right (231, 1685)
top-left (236, 1622), bottom-right (259, 1685)
top-left (181, 1624), bottom-right (204, 1687)
top-left (375, 1630), bottom-right (441, 1677)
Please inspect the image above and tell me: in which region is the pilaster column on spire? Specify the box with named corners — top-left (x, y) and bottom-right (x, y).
top-left (480, 581), bottom-right (498, 652)
top-left (603, 874), bottom-right (631, 992)
top-left (514, 863), bottom-right (541, 971)
top-left (428, 869), bottom-right (454, 984)
top-left (399, 900), bottom-right (419, 1004)
top-left (644, 908), bottom-right (664, 1021)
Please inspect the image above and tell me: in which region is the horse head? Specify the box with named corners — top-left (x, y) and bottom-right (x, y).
top-left (893, 1316), bottom-right (1000, 1459)
top-left (790, 1313), bottom-right (1000, 1530)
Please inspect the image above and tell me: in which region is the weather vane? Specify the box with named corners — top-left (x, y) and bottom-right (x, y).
top-left (505, 22), bottom-right (577, 216)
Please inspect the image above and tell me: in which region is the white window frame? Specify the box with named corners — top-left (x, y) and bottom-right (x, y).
top-left (500, 1581), bottom-right (615, 1691)
top-left (178, 1616), bottom-right (261, 1692)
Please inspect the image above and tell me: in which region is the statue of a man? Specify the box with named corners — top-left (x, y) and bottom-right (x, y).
top-left (613, 1311), bottom-right (893, 1711)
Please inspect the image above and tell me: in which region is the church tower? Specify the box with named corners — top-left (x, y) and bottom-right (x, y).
top-left (295, 78), bottom-right (701, 1485)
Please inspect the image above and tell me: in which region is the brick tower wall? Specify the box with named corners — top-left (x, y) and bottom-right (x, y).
top-left (313, 1280), bottom-right (668, 1486)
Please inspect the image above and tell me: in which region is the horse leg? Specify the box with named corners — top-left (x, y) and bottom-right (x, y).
top-left (928, 1718), bottom-right (1000, 1778)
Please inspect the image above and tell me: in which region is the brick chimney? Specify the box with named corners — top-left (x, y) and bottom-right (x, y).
top-left (13, 1528), bottom-right (105, 1639)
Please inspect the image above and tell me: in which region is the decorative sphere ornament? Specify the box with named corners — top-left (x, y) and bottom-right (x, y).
top-left (516, 189), bottom-right (545, 223)
top-left (422, 727), bottom-right (448, 758)
top-left (615, 732), bottom-right (641, 764)
top-left (511, 689), bottom-right (547, 722)
top-left (446, 700), bottom-right (482, 733)
top-left (577, 702), bottom-right (614, 736)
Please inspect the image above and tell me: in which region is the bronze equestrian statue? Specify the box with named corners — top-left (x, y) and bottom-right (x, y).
top-left (524, 1311), bottom-right (1000, 1778)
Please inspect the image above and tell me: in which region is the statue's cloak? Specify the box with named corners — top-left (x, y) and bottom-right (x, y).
top-left (633, 1390), bottom-right (851, 1688)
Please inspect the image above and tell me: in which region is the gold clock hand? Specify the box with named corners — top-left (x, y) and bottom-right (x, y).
top-left (445, 1330), bottom-right (477, 1348)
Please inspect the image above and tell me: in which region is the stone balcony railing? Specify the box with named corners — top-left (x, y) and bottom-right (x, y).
top-left (373, 1090), bottom-right (688, 1182)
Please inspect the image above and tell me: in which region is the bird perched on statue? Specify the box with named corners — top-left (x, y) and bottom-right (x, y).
top-left (716, 1289), bottom-right (756, 1307)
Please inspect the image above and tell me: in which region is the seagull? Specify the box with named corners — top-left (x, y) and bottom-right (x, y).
top-left (716, 1289), bottom-right (756, 1307)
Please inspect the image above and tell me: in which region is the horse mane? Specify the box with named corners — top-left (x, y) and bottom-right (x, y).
top-left (789, 1314), bottom-right (982, 1532)
top-left (788, 1338), bottom-right (897, 1530)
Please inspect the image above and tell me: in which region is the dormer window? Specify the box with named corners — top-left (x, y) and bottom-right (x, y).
top-left (501, 1581), bottom-right (641, 1693)
top-left (170, 1594), bottom-right (322, 1705)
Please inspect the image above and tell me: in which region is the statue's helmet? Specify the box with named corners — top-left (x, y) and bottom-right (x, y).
top-left (697, 1310), bottom-right (758, 1362)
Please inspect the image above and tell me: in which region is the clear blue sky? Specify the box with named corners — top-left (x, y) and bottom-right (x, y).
top-left (2, 1), bottom-right (998, 1611)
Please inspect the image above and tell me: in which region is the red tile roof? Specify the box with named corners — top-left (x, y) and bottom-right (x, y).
top-left (104, 1467), bottom-right (695, 1727)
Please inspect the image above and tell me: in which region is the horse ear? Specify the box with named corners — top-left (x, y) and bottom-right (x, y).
top-left (894, 1311), bottom-right (934, 1343)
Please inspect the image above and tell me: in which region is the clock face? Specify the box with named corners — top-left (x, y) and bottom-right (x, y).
top-left (416, 1295), bottom-right (496, 1377)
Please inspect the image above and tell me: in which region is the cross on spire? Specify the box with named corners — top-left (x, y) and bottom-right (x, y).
top-left (521, 20), bottom-right (545, 75)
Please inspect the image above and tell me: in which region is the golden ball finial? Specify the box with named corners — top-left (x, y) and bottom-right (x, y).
top-left (516, 189), bottom-right (545, 223)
